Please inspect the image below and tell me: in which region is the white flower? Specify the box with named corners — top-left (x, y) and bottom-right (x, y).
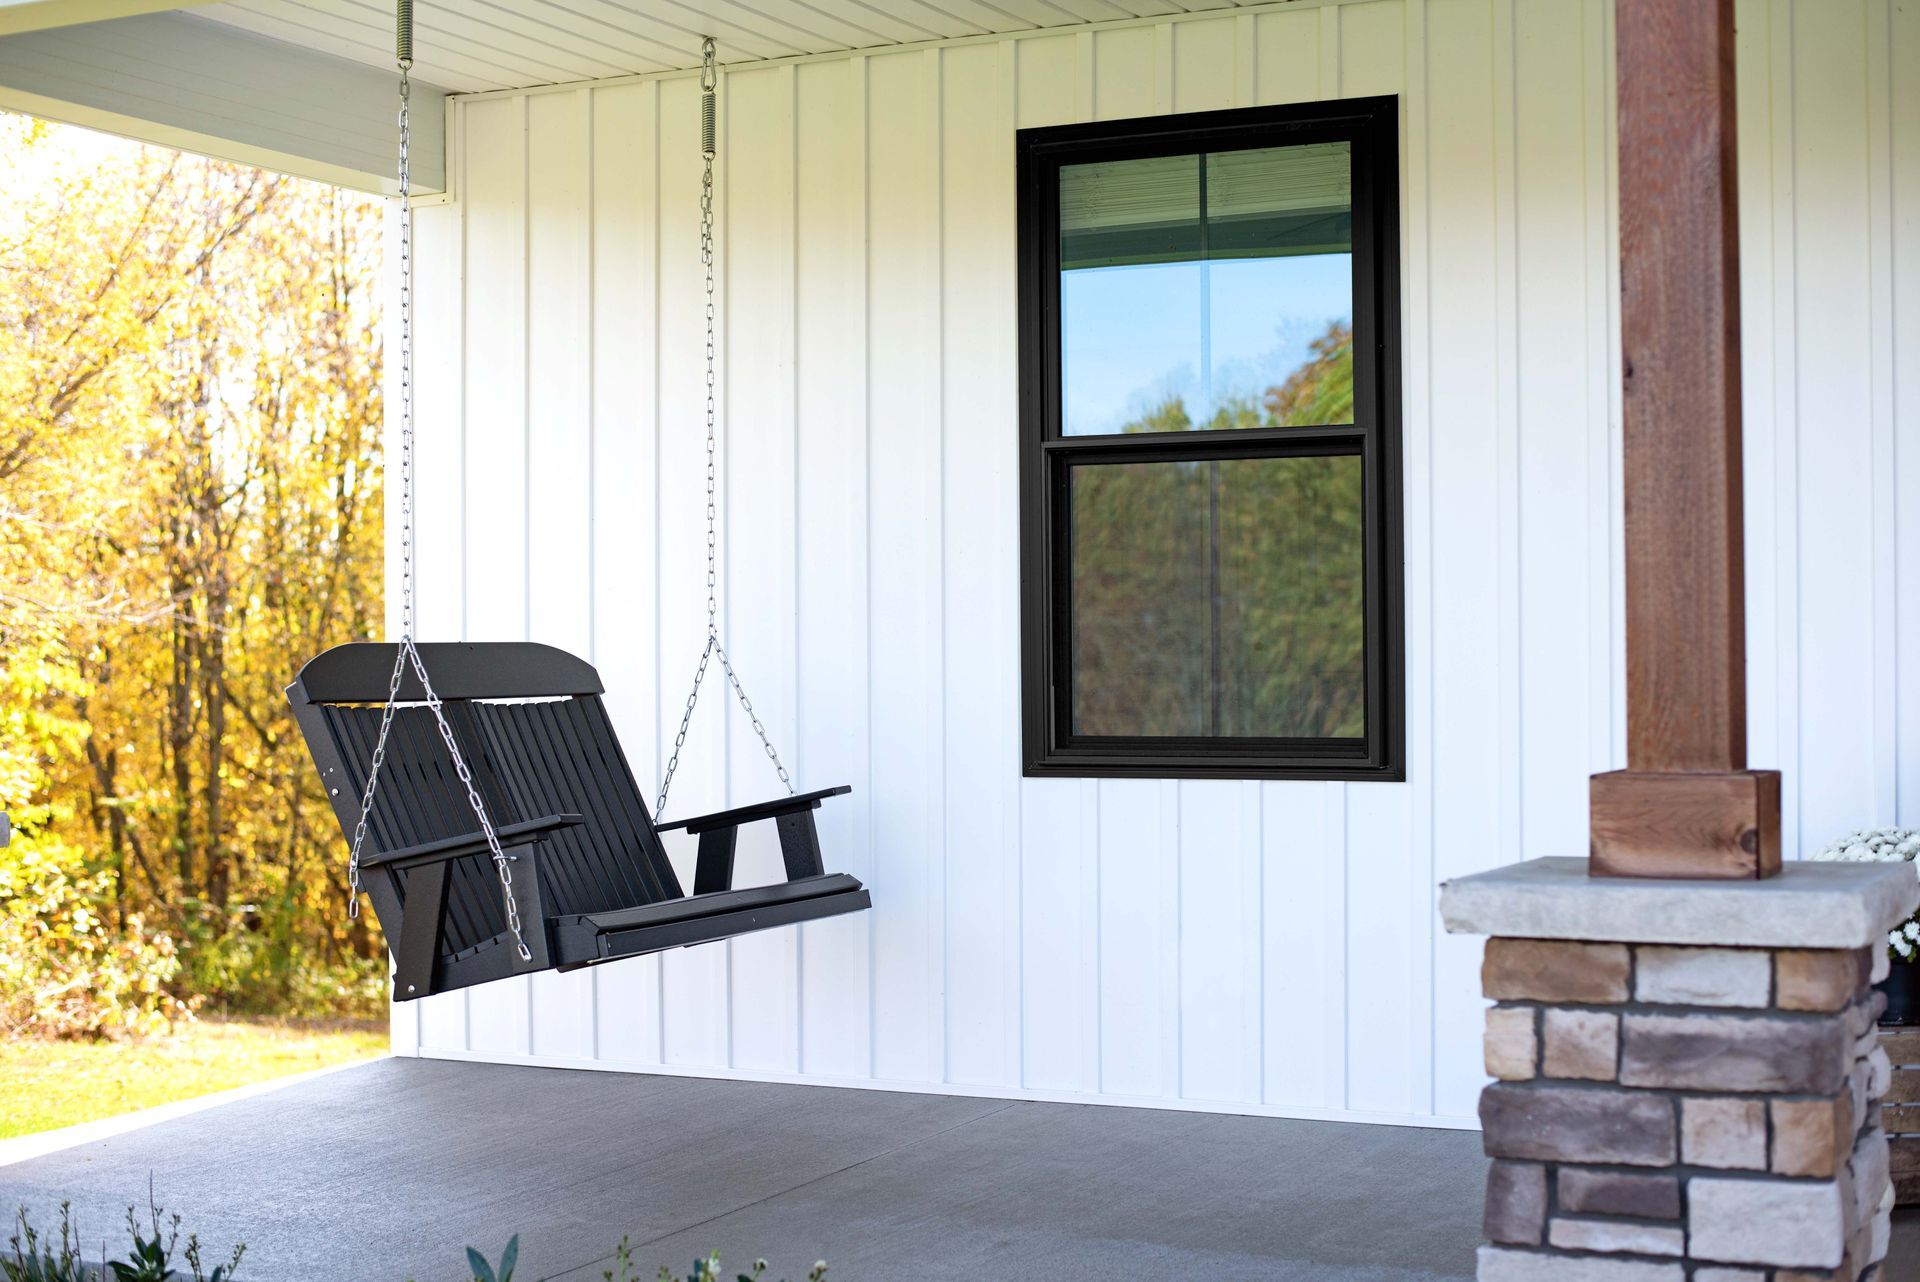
top-left (1814, 827), bottom-right (1920, 863)
top-left (1905, 922), bottom-right (1918, 941)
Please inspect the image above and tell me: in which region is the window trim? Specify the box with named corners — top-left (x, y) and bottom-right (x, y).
top-left (1017, 96), bottom-right (1405, 782)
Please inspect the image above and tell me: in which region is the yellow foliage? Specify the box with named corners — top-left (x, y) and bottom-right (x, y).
top-left (0, 831), bottom-right (192, 1039)
top-left (0, 114), bottom-right (387, 1024)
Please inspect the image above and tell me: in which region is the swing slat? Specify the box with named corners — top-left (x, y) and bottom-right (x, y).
top-left (357, 812), bottom-right (582, 872)
top-left (655, 785), bottom-right (851, 833)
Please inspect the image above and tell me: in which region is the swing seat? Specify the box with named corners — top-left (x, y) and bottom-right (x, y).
top-left (287, 642), bottom-right (870, 1002)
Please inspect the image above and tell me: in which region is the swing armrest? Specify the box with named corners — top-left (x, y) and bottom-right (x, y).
top-left (656, 786), bottom-right (852, 835)
top-left (360, 813), bottom-right (583, 872)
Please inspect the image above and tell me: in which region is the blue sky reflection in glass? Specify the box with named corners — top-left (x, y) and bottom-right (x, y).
top-left (1059, 141), bottom-right (1353, 436)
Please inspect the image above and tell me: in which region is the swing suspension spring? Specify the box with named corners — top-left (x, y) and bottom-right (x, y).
top-left (656, 35), bottom-right (795, 821)
top-left (395, 0), bottom-right (413, 69)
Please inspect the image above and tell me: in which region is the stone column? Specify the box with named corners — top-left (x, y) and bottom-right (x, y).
top-left (1441, 857), bottom-right (1920, 1281)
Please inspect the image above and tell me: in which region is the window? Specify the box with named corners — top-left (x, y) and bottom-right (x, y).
top-left (1018, 98), bottom-right (1403, 781)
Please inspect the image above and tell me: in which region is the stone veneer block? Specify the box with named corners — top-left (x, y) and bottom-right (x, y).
top-left (1484, 1006), bottom-right (1537, 1081)
top-left (1546, 1217), bottom-right (1684, 1256)
top-left (1849, 994), bottom-right (1884, 1040)
top-left (1484, 938), bottom-right (1629, 1004)
top-left (1682, 1095), bottom-right (1768, 1169)
top-left (1850, 1128), bottom-right (1891, 1226)
top-left (1483, 1160), bottom-right (1545, 1246)
top-left (1774, 1094), bottom-right (1855, 1178)
top-left (1691, 1272), bottom-right (1766, 1282)
top-left (1479, 1084), bottom-right (1675, 1166)
top-left (1688, 1177), bottom-right (1847, 1269)
top-left (1777, 949), bottom-right (1873, 1012)
top-left (1868, 1044), bottom-right (1893, 1097)
top-left (1476, 1249), bottom-right (1683, 1282)
top-left (1634, 945), bottom-right (1770, 1007)
top-left (1620, 1011), bottom-right (1851, 1094)
top-left (1440, 857), bottom-right (1920, 949)
top-left (1541, 1008), bottom-right (1618, 1080)
top-left (1555, 1168), bottom-right (1680, 1219)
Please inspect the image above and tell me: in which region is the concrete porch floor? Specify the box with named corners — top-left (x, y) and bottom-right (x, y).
top-left (0, 1058), bottom-right (1493, 1281)
top-left (3, 1058), bottom-right (1914, 1281)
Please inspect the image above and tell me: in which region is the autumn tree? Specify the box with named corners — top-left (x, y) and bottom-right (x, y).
top-left (0, 116), bottom-right (387, 1025)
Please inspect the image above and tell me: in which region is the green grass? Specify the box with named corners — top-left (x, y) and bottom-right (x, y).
top-left (1, 1017), bottom-right (387, 1139)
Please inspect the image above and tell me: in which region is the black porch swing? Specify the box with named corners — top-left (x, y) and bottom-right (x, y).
top-left (287, 13), bottom-right (869, 1003)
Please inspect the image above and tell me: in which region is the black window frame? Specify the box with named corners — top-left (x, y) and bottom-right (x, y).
top-left (1017, 96), bottom-right (1405, 782)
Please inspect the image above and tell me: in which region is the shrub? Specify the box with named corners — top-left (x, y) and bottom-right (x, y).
top-left (594, 1241), bottom-right (826, 1282)
top-left (465, 1238), bottom-right (829, 1282)
top-left (106, 1197), bottom-right (243, 1282)
top-left (171, 908), bottom-right (385, 1023)
top-left (0, 833), bottom-right (194, 1041)
top-left (5, 1203), bottom-right (90, 1282)
top-left (653, 1254), bottom-right (826, 1282)
top-left (4, 1195), bottom-right (242, 1282)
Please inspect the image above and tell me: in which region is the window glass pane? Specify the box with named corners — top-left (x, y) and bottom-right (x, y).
top-left (1068, 453), bottom-right (1367, 739)
top-left (1059, 142), bottom-right (1354, 435)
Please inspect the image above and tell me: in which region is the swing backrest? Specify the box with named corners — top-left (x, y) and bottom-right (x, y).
top-left (288, 643), bottom-right (685, 958)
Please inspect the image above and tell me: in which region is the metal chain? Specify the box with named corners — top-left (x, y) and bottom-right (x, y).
top-left (656, 36), bottom-right (795, 820)
top-left (342, 0), bottom-right (531, 966)
top-left (343, 34), bottom-right (418, 930)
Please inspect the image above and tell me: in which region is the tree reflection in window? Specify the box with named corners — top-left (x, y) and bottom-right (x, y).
top-left (1069, 322), bottom-right (1364, 740)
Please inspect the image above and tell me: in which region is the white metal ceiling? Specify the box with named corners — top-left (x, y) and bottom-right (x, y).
top-left (195, 0), bottom-right (1266, 93)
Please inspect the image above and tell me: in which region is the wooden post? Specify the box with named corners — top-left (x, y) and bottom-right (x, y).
top-left (1590, 0), bottom-right (1781, 879)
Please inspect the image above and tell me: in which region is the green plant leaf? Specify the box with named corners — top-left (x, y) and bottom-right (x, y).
top-left (466, 1247), bottom-right (494, 1282)
top-left (498, 1236), bottom-right (517, 1282)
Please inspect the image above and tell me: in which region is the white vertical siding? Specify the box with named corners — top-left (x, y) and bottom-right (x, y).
top-left (1891, 0), bottom-right (1920, 882)
top-left (1736, 0), bottom-right (1920, 855)
top-left (587, 77), bottom-right (665, 1067)
top-left (792, 55), bottom-right (871, 1080)
top-left (399, 0), bottom-right (1920, 1127)
top-left (456, 92), bottom-right (532, 1060)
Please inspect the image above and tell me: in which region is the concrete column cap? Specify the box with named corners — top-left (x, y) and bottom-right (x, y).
top-left (1440, 856), bottom-right (1920, 949)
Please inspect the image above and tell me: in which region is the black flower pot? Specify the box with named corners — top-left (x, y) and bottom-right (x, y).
top-left (1879, 958), bottom-right (1920, 1026)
